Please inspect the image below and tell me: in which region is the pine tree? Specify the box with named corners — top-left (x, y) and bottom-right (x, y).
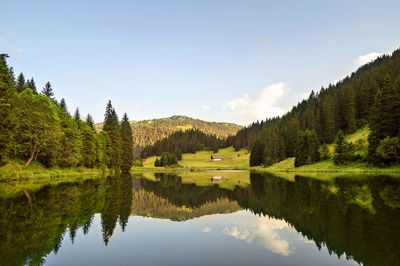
top-left (321, 99), bottom-right (335, 143)
top-left (74, 108), bottom-right (80, 121)
top-left (308, 130), bottom-right (320, 162)
top-left (26, 78), bottom-right (37, 94)
top-left (16, 73), bottom-right (26, 92)
top-left (294, 132), bottom-right (308, 167)
top-left (160, 153), bottom-right (169, 166)
top-left (250, 139), bottom-right (265, 166)
top-left (333, 130), bottom-right (346, 165)
top-left (86, 113), bottom-right (95, 131)
top-left (103, 101), bottom-right (122, 172)
top-left (59, 98), bottom-right (68, 114)
top-left (342, 86), bottom-right (357, 133)
top-left (41, 81), bottom-right (55, 101)
top-left (120, 113), bottom-right (134, 173)
top-left (368, 74), bottom-right (400, 164)
top-left (0, 54), bottom-right (16, 163)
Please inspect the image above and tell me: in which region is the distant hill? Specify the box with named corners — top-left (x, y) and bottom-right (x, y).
top-left (97, 115), bottom-right (242, 157)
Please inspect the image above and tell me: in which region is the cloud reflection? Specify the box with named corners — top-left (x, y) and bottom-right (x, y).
top-left (223, 216), bottom-right (292, 256)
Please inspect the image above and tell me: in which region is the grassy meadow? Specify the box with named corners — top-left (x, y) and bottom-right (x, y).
top-left (135, 146), bottom-right (250, 171)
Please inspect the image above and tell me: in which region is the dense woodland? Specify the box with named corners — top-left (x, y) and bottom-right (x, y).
top-left (0, 54), bottom-right (134, 173)
top-left (239, 48), bottom-right (400, 167)
top-left (140, 129), bottom-right (227, 158)
top-left (98, 115), bottom-right (241, 158)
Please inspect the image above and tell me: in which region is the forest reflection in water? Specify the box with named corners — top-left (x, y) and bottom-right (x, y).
top-left (0, 171), bottom-right (399, 265)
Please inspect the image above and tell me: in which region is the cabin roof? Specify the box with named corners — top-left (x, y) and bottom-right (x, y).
top-left (211, 155), bottom-right (222, 159)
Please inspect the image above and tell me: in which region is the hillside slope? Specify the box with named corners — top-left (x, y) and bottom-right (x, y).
top-left (99, 115), bottom-right (242, 157)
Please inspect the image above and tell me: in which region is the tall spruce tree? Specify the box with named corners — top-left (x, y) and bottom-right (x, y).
top-left (0, 54), bottom-right (16, 163)
top-left (26, 78), bottom-right (37, 94)
top-left (16, 73), bottom-right (26, 92)
top-left (368, 74), bottom-right (400, 164)
top-left (86, 113), bottom-right (95, 131)
top-left (59, 98), bottom-right (68, 113)
top-left (103, 101), bottom-right (122, 172)
top-left (120, 113), bottom-right (134, 173)
top-left (41, 82), bottom-right (55, 101)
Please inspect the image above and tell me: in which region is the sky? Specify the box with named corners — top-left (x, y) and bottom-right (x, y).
top-left (1, 0), bottom-right (400, 125)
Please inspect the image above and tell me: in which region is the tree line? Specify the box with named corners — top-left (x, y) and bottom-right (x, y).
top-left (140, 129), bottom-right (227, 158)
top-left (0, 54), bottom-right (134, 173)
top-left (243, 48), bottom-right (400, 167)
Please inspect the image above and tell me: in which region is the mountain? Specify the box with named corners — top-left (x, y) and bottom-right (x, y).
top-left (97, 115), bottom-right (242, 157)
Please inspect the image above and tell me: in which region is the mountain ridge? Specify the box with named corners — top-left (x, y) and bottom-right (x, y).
top-left (97, 115), bottom-right (242, 157)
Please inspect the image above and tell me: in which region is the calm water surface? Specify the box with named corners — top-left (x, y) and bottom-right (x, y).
top-left (1, 172), bottom-right (399, 265)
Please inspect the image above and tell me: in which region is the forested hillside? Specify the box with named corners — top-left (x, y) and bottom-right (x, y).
top-left (98, 115), bottom-right (241, 157)
top-left (234, 48), bottom-right (400, 167)
top-left (140, 129), bottom-right (227, 158)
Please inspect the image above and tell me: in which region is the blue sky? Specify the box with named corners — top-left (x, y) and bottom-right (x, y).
top-left (1, 0), bottom-right (399, 125)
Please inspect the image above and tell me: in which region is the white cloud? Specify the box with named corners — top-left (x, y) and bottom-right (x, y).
top-left (223, 216), bottom-right (292, 256)
top-left (202, 105), bottom-right (210, 111)
top-left (202, 227), bottom-right (211, 233)
top-left (355, 52), bottom-right (383, 67)
top-left (222, 82), bottom-right (289, 125)
top-left (9, 45), bottom-right (38, 54)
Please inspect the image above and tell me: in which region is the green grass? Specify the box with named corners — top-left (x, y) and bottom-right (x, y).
top-left (326, 125), bottom-right (370, 156)
top-left (0, 160), bottom-right (104, 181)
top-left (134, 147), bottom-right (250, 171)
top-left (261, 157), bottom-right (400, 173)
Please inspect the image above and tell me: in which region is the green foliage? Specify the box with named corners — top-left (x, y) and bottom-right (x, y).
top-left (232, 48), bottom-right (400, 167)
top-left (103, 101), bottom-right (122, 172)
top-left (120, 113), bottom-right (134, 172)
top-left (333, 130), bottom-right (356, 165)
top-left (320, 144), bottom-right (330, 160)
top-left (0, 55), bottom-right (130, 172)
top-left (133, 159), bottom-right (143, 167)
top-left (294, 130), bottom-right (320, 167)
top-left (249, 139), bottom-right (265, 166)
top-left (41, 81), bottom-right (55, 101)
top-left (98, 115), bottom-right (241, 158)
top-left (0, 54), bottom-right (16, 164)
top-left (141, 129), bottom-right (226, 158)
top-left (12, 89), bottom-right (62, 166)
top-left (368, 74), bottom-right (400, 165)
top-left (155, 152), bottom-right (178, 167)
top-left (376, 136), bottom-right (400, 164)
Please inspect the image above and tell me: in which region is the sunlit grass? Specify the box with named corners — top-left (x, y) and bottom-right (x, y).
top-left (136, 147), bottom-right (250, 170)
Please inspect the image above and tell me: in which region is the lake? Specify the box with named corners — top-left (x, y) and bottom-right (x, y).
top-left (1, 171), bottom-right (399, 266)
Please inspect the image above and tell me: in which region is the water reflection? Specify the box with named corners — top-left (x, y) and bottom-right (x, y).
top-left (0, 172), bottom-right (399, 265)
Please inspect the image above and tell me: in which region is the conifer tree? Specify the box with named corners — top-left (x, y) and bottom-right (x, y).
top-left (333, 130), bottom-right (347, 165)
top-left (294, 132), bottom-right (308, 167)
top-left (59, 98), bottom-right (68, 113)
top-left (0, 54), bottom-right (16, 163)
top-left (16, 73), bottom-right (26, 92)
top-left (342, 86), bottom-right (357, 133)
top-left (86, 114), bottom-right (95, 131)
top-left (368, 74), bottom-right (400, 164)
top-left (120, 113), bottom-right (134, 173)
top-left (103, 101), bottom-right (122, 172)
top-left (26, 78), bottom-right (37, 94)
top-left (250, 139), bottom-right (265, 166)
top-left (41, 81), bottom-right (55, 101)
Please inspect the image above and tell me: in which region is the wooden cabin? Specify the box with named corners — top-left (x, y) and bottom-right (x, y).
top-left (211, 155), bottom-right (222, 161)
top-left (211, 176), bottom-right (222, 183)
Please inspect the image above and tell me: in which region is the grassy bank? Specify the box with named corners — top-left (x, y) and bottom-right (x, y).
top-left (257, 157), bottom-right (400, 173)
top-left (0, 160), bottom-right (104, 181)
